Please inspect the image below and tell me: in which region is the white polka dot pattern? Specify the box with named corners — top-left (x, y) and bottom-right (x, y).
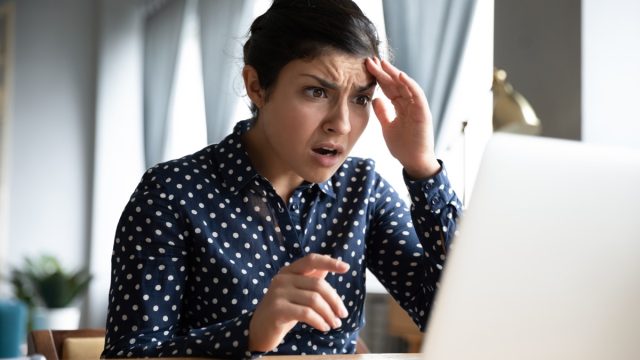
top-left (102, 120), bottom-right (462, 359)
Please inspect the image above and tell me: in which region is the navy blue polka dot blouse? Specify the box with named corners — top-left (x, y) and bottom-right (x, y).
top-left (102, 120), bottom-right (462, 359)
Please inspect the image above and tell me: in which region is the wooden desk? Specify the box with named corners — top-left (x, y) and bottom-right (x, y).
top-left (139, 355), bottom-right (421, 360)
top-left (387, 297), bottom-right (423, 352)
top-left (264, 355), bottom-right (421, 359)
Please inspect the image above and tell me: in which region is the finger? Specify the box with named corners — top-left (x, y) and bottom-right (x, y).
top-left (291, 275), bottom-right (349, 319)
top-left (283, 253), bottom-right (350, 277)
top-left (380, 59), bottom-right (414, 86)
top-left (396, 77), bottom-right (414, 101)
top-left (288, 289), bottom-right (344, 329)
top-left (366, 60), bottom-right (399, 99)
top-left (286, 302), bottom-right (334, 332)
top-left (368, 58), bottom-right (414, 103)
top-left (379, 64), bottom-right (429, 113)
top-left (366, 57), bottom-right (394, 85)
top-left (378, 60), bottom-right (415, 101)
top-left (380, 58), bottom-right (403, 81)
top-left (398, 72), bottom-right (429, 109)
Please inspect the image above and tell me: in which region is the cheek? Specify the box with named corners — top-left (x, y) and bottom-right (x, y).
top-left (284, 102), bottom-right (328, 131)
top-left (265, 103), bottom-right (320, 145)
top-left (350, 108), bottom-right (371, 136)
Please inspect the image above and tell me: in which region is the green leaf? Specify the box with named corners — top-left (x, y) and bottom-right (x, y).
top-left (9, 255), bottom-right (92, 309)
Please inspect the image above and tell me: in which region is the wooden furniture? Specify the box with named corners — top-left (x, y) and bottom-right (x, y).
top-left (127, 356), bottom-right (421, 360)
top-left (387, 297), bottom-right (424, 353)
top-left (355, 336), bottom-right (370, 354)
top-left (262, 355), bottom-right (420, 359)
top-left (27, 328), bottom-right (105, 360)
top-left (25, 328), bottom-right (375, 359)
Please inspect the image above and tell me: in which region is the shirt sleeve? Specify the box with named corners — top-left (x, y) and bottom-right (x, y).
top-left (365, 160), bottom-right (462, 331)
top-left (101, 169), bottom-right (257, 359)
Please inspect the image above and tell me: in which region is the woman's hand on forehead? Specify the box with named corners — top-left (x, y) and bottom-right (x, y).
top-left (365, 57), bottom-right (441, 179)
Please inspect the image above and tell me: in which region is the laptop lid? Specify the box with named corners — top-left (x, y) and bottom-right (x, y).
top-left (421, 134), bottom-right (640, 359)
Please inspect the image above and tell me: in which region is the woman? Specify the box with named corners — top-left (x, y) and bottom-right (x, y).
top-left (102, 0), bottom-right (462, 358)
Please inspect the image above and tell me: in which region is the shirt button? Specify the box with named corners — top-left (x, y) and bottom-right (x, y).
top-left (431, 195), bottom-right (441, 206)
top-left (291, 204), bottom-right (298, 211)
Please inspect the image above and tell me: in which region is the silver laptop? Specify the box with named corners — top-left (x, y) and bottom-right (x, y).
top-left (421, 134), bottom-right (640, 359)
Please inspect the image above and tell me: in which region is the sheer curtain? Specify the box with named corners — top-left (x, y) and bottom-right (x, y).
top-left (143, 0), bottom-right (186, 168)
top-left (162, 0), bottom-right (208, 161)
top-left (87, 0), bottom-right (256, 327)
top-left (382, 0), bottom-right (477, 139)
top-left (88, 0), bottom-right (146, 328)
top-left (199, 0), bottom-right (254, 144)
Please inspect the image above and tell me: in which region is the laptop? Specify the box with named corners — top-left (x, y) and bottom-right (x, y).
top-left (421, 134), bottom-right (640, 359)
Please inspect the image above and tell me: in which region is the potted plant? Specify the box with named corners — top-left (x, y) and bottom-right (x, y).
top-left (10, 255), bottom-right (92, 330)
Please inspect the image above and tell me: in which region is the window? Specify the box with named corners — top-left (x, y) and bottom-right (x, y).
top-left (163, 1), bottom-right (207, 162)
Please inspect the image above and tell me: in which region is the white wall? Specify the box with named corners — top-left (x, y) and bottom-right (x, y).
top-left (7, 0), bottom-right (96, 274)
top-left (582, 0), bottom-right (640, 148)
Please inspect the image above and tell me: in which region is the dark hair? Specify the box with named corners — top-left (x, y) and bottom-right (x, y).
top-left (243, 0), bottom-right (381, 117)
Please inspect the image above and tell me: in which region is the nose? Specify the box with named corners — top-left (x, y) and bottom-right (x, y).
top-left (322, 98), bottom-right (351, 135)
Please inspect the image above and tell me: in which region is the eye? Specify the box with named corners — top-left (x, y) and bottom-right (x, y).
top-left (354, 95), bottom-right (371, 106)
top-left (305, 87), bottom-right (327, 98)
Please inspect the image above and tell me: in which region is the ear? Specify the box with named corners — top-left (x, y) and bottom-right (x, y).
top-left (243, 65), bottom-right (265, 109)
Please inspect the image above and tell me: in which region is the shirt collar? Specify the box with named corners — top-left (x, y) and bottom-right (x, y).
top-left (212, 120), bottom-right (258, 194)
top-left (318, 178), bottom-right (336, 198)
top-left (212, 119), bottom-right (336, 198)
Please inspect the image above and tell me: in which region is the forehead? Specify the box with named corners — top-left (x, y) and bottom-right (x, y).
top-left (284, 50), bottom-right (373, 85)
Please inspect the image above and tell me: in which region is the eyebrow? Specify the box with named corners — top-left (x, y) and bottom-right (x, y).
top-left (301, 74), bottom-right (377, 93)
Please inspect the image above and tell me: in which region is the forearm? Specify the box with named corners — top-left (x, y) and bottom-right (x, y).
top-left (404, 160), bottom-right (462, 253)
top-left (366, 164), bottom-right (462, 330)
top-left (103, 311), bottom-right (255, 359)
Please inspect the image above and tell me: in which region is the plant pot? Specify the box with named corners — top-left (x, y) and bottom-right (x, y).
top-left (32, 306), bottom-right (81, 330)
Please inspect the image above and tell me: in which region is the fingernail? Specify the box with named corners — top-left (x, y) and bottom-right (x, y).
top-left (340, 306), bottom-right (348, 318)
top-left (333, 318), bottom-right (342, 328)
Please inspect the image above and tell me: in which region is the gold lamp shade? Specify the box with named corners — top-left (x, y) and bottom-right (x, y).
top-left (492, 68), bottom-right (542, 135)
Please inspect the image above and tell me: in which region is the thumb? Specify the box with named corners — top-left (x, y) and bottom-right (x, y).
top-left (372, 97), bottom-right (393, 128)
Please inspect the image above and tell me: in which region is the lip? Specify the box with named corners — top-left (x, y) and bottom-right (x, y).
top-left (312, 142), bottom-right (345, 155)
top-left (310, 142), bottom-right (346, 168)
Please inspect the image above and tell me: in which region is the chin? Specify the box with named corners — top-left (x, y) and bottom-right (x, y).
top-left (305, 173), bottom-right (333, 184)
top-left (303, 168), bottom-right (339, 184)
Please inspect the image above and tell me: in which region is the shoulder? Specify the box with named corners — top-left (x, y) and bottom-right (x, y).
top-left (131, 145), bottom-right (219, 199)
top-left (143, 145), bottom-right (218, 181)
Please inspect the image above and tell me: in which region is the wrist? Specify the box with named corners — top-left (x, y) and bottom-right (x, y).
top-left (404, 157), bottom-right (441, 179)
top-left (248, 314), bottom-right (290, 353)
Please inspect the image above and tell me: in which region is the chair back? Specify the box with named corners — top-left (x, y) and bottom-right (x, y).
top-left (27, 328), bottom-right (105, 360)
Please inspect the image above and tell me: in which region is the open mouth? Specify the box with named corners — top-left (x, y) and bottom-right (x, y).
top-left (313, 147), bottom-right (339, 156)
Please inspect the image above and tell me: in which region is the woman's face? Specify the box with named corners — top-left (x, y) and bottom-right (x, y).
top-left (249, 50), bottom-right (376, 185)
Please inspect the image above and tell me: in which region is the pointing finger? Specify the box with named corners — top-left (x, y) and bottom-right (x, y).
top-left (282, 253), bottom-right (350, 278)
